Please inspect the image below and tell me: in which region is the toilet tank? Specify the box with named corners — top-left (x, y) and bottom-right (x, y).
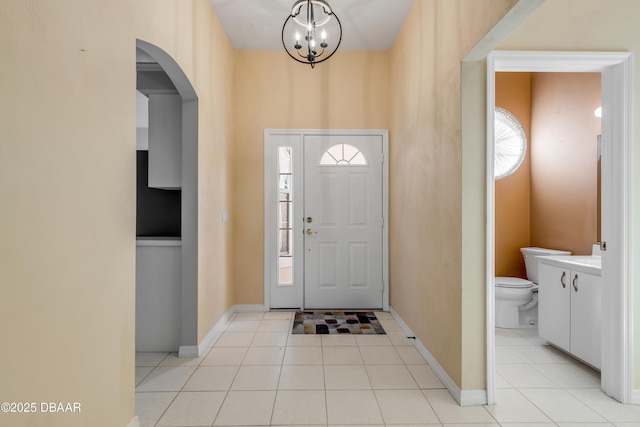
top-left (520, 247), bottom-right (572, 283)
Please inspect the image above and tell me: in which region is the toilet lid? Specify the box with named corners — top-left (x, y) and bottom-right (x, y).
top-left (495, 277), bottom-right (533, 289)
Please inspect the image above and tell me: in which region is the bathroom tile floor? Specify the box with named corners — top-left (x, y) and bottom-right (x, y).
top-left (135, 312), bottom-right (640, 426)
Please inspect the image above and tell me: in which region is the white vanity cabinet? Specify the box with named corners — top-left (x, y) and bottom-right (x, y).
top-left (538, 258), bottom-right (601, 369)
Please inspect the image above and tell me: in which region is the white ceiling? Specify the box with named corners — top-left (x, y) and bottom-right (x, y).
top-left (209, 0), bottom-right (414, 51)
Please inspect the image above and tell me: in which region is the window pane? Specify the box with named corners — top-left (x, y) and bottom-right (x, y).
top-left (277, 145), bottom-right (294, 286)
top-left (279, 201), bottom-right (291, 229)
top-left (319, 144), bottom-right (368, 166)
top-left (279, 147), bottom-right (292, 173)
top-left (495, 107), bottom-right (527, 179)
top-left (279, 175), bottom-right (291, 192)
top-left (343, 144), bottom-right (359, 160)
top-left (278, 229), bottom-right (292, 255)
top-left (350, 152), bottom-right (367, 165)
top-left (279, 256), bottom-right (293, 285)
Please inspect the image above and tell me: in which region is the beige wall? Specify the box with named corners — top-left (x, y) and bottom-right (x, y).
top-left (530, 73), bottom-right (600, 256)
top-left (231, 51), bottom-right (390, 304)
top-left (495, 72), bottom-right (532, 278)
top-left (0, 1), bottom-right (234, 426)
top-left (390, 0), bottom-right (518, 389)
top-left (496, 0), bottom-right (640, 386)
top-left (132, 0), bottom-right (237, 396)
top-left (0, 1), bottom-right (136, 426)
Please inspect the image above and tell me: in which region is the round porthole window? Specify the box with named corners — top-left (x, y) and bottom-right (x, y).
top-left (495, 107), bottom-right (527, 180)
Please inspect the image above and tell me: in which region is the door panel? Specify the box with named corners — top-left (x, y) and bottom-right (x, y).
top-left (570, 271), bottom-right (601, 369)
top-left (304, 135), bottom-right (383, 309)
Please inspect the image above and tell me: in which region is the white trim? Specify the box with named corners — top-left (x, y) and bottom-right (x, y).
top-left (264, 129), bottom-right (389, 311)
top-left (234, 304), bottom-right (268, 313)
top-left (381, 131), bottom-right (390, 312)
top-left (126, 416), bottom-right (140, 427)
top-left (177, 345), bottom-right (200, 358)
top-left (264, 131), bottom-right (304, 309)
top-left (485, 55), bottom-right (497, 406)
top-left (632, 389), bottom-right (640, 405)
top-left (179, 306), bottom-right (235, 357)
top-left (390, 306), bottom-right (486, 406)
top-left (463, 0), bottom-right (544, 62)
top-left (600, 53), bottom-right (634, 404)
top-left (486, 51), bottom-right (633, 404)
top-left (178, 305), bottom-right (267, 358)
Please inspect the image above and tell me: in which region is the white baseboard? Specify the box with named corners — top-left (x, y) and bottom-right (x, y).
top-left (389, 306), bottom-right (487, 406)
top-left (632, 389), bottom-right (640, 404)
top-left (179, 306), bottom-right (234, 357)
top-left (178, 304), bottom-right (267, 358)
top-left (234, 304), bottom-right (267, 313)
top-left (126, 416), bottom-right (139, 427)
top-left (460, 389), bottom-right (488, 406)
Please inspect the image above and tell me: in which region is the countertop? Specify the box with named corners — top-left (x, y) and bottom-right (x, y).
top-left (537, 255), bottom-right (601, 276)
top-left (136, 236), bottom-right (182, 247)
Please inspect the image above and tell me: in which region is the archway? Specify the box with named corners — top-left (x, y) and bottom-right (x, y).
top-left (135, 40), bottom-right (199, 356)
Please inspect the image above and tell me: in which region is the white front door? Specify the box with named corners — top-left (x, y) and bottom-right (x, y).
top-left (264, 130), bottom-right (388, 311)
top-left (303, 134), bottom-right (384, 309)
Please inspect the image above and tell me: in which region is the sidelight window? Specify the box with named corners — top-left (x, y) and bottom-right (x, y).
top-left (278, 147), bottom-right (293, 285)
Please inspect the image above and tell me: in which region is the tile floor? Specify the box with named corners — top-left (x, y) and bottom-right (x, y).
top-left (136, 311), bottom-right (640, 426)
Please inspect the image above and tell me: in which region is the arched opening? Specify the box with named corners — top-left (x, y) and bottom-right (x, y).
top-left (135, 40), bottom-right (199, 356)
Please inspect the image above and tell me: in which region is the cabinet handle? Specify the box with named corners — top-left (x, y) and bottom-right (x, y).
top-left (572, 274), bottom-right (579, 292)
top-left (560, 271), bottom-right (567, 288)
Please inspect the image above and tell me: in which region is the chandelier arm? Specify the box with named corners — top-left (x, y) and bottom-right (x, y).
top-left (306, 12), bottom-right (341, 66)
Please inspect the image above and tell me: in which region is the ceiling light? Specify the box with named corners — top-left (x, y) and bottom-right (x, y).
top-left (282, 0), bottom-right (342, 68)
top-left (594, 106), bottom-right (602, 118)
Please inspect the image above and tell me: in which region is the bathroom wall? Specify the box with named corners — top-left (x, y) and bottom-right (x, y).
top-left (494, 72), bottom-right (600, 278)
top-left (495, 72), bottom-right (532, 278)
top-left (530, 72), bottom-right (601, 255)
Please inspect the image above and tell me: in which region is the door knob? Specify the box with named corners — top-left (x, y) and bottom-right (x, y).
top-left (306, 229), bottom-right (317, 235)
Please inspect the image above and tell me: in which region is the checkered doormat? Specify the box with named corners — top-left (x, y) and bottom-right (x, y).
top-left (292, 311), bottom-right (386, 334)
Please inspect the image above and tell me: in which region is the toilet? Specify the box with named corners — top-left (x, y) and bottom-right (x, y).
top-left (495, 247), bottom-right (571, 329)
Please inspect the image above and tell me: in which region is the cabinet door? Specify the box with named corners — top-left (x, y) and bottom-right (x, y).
top-left (148, 93), bottom-right (182, 189)
top-left (570, 271), bottom-right (601, 369)
top-left (538, 263), bottom-right (571, 351)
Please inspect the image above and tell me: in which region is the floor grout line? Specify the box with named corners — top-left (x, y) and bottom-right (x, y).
top-left (135, 317), bottom-right (639, 427)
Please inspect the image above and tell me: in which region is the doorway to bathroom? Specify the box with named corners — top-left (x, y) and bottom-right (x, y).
top-left (486, 51), bottom-right (633, 405)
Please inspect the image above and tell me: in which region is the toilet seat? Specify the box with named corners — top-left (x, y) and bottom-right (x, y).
top-left (495, 277), bottom-right (533, 289)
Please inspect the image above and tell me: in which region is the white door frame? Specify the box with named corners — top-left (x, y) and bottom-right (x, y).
top-left (264, 129), bottom-right (390, 311)
top-left (486, 51), bottom-right (633, 404)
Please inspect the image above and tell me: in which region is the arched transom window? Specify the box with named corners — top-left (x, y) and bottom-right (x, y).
top-left (320, 143), bottom-right (368, 166)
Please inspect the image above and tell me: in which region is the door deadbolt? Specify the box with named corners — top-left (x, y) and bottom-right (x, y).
top-left (306, 217), bottom-right (313, 223)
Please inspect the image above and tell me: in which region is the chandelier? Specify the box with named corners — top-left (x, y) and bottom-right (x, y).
top-left (281, 0), bottom-right (342, 68)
